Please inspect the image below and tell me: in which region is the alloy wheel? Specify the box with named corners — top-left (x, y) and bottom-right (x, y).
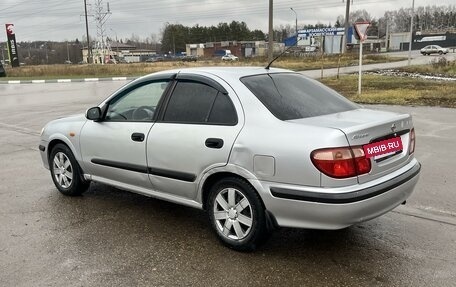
top-left (52, 152), bottom-right (73, 189)
top-left (213, 187), bottom-right (253, 240)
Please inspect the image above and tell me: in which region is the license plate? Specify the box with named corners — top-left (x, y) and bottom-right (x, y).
top-left (363, 137), bottom-right (403, 159)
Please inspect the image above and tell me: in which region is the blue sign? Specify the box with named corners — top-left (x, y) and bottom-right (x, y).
top-left (298, 28), bottom-right (345, 38)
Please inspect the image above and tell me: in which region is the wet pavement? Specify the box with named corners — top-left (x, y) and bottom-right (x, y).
top-left (1, 82), bottom-right (455, 286)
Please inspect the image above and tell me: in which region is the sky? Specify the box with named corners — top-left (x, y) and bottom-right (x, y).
top-left (0, 0), bottom-right (454, 42)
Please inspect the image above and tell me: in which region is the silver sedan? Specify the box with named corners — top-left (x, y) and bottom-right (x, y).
top-left (39, 67), bottom-right (420, 251)
top-left (420, 45), bottom-right (449, 55)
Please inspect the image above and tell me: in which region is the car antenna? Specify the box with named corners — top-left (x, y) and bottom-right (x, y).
top-left (265, 36), bottom-right (300, 70)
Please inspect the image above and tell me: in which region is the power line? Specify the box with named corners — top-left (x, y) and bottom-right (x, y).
top-left (12, 0), bottom-right (400, 41)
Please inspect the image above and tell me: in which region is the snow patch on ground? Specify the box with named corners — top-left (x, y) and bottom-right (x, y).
top-left (366, 69), bottom-right (456, 82)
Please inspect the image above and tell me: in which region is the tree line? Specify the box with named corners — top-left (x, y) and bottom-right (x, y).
top-left (161, 21), bottom-right (266, 53)
top-left (335, 5), bottom-right (456, 38)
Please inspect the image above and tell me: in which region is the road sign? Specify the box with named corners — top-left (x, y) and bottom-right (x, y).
top-left (354, 22), bottom-right (370, 42)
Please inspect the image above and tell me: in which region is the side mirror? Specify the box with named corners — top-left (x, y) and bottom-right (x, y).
top-left (86, 107), bottom-right (102, 121)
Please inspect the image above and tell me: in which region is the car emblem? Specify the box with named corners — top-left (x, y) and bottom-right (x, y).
top-left (391, 123), bottom-right (396, 132)
top-left (352, 133), bottom-right (369, 140)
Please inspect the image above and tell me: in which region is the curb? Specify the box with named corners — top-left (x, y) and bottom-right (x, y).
top-left (0, 76), bottom-right (137, 84)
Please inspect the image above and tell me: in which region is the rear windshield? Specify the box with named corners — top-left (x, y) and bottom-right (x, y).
top-left (241, 73), bottom-right (358, 120)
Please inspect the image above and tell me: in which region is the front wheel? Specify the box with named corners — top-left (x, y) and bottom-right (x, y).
top-left (207, 177), bottom-right (269, 251)
top-left (438, 51), bottom-right (443, 55)
top-left (49, 143), bottom-right (89, 196)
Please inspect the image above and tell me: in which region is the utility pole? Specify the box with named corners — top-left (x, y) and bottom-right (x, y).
top-left (66, 41), bottom-right (70, 63)
top-left (268, 0), bottom-right (273, 62)
top-left (342, 0), bottom-right (351, 53)
top-left (385, 15), bottom-right (389, 51)
top-left (407, 0), bottom-right (415, 66)
top-left (84, 0), bottom-right (91, 63)
top-left (290, 8), bottom-right (298, 46)
top-left (172, 27), bottom-right (176, 55)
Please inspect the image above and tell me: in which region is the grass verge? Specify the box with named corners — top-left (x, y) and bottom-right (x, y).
top-left (2, 54), bottom-right (404, 80)
top-left (320, 74), bottom-right (456, 108)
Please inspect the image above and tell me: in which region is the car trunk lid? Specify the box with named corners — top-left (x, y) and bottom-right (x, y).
top-left (289, 108), bottom-right (414, 184)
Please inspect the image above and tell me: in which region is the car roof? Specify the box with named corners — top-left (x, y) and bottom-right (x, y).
top-left (146, 66), bottom-right (292, 79)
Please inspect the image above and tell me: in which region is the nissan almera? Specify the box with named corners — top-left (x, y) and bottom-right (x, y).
top-left (39, 67), bottom-right (421, 251)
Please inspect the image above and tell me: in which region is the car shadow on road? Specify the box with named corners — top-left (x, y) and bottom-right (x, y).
top-left (42, 182), bottom-right (410, 285)
top-left (49, 182), bottom-right (405, 257)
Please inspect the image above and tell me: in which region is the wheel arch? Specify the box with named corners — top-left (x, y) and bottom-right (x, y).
top-left (199, 171), bottom-right (268, 215)
top-left (47, 137), bottom-right (75, 162)
top-left (199, 166), bottom-right (279, 230)
top-left (47, 137), bottom-right (87, 183)
top-left (202, 171), bottom-right (279, 248)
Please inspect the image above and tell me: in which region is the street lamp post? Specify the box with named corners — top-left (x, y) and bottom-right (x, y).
top-left (407, 0), bottom-right (415, 66)
top-left (268, 0), bottom-right (273, 62)
top-left (290, 8), bottom-right (298, 45)
top-left (84, 0), bottom-right (91, 63)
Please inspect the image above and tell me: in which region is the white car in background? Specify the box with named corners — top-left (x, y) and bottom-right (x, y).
top-left (222, 54), bottom-right (239, 61)
top-left (420, 45), bottom-right (449, 55)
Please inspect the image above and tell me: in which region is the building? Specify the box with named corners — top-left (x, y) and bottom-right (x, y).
top-left (186, 41), bottom-right (284, 58)
top-left (388, 30), bottom-right (456, 51)
top-left (82, 42), bottom-right (156, 63)
top-left (388, 32), bottom-right (410, 51)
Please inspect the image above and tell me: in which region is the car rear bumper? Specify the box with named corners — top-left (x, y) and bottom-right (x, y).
top-left (255, 159), bottom-right (421, 229)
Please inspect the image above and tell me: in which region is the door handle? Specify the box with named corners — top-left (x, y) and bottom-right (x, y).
top-left (205, 138), bottom-right (224, 149)
top-left (131, 132), bottom-right (145, 142)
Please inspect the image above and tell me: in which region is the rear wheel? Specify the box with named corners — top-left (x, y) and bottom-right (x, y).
top-left (207, 177), bottom-right (269, 251)
top-left (50, 143), bottom-right (89, 196)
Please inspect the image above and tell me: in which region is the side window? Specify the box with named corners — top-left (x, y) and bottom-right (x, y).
top-left (208, 93), bottom-right (237, 124)
top-left (106, 81), bottom-right (169, 122)
top-left (163, 81), bottom-right (237, 125)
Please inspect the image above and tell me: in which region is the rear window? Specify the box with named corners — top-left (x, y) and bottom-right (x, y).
top-left (241, 73), bottom-right (358, 120)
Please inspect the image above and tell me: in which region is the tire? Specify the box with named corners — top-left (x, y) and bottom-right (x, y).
top-left (49, 143), bottom-right (89, 196)
top-left (438, 51), bottom-right (443, 55)
top-left (207, 177), bottom-right (269, 251)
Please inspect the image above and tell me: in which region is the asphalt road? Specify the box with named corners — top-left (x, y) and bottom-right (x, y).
top-left (302, 50), bottom-right (456, 78)
top-left (0, 81), bottom-right (455, 286)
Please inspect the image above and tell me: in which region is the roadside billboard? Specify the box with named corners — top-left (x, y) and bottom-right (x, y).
top-left (5, 24), bottom-right (19, 67)
top-left (297, 28), bottom-right (344, 46)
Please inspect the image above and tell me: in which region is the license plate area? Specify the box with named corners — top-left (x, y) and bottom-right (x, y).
top-left (363, 136), bottom-right (403, 159)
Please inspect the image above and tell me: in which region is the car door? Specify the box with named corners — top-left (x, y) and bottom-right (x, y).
top-left (80, 78), bottom-right (172, 189)
top-left (146, 74), bottom-right (243, 200)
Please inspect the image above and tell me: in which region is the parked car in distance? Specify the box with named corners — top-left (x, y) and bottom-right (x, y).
top-left (146, 56), bottom-right (164, 63)
top-left (39, 67), bottom-right (420, 251)
top-left (0, 62), bottom-right (6, 77)
top-left (182, 55), bottom-right (197, 62)
top-left (222, 54), bottom-right (239, 61)
top-left (420, 45), bottom-right (449, 55)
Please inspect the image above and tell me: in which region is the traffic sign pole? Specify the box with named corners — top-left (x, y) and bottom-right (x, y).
top-left (354, 22), bottom-right (370, 95)
top-left (358, 40), bottom-right (363, 95)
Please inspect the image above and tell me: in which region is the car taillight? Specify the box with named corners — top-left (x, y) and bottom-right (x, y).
top-left (409, 128), bottom-right (415, 154)
top-left (311, 146), bottom-right (371, 179)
